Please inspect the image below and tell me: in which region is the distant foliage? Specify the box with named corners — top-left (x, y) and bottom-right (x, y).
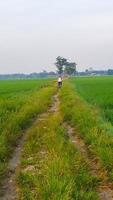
top-left (55, 56), bottom-right (77, 75)
top-left (108, 69), bottom-right (113, 75)
top-left (55, 56), bottom-right (67, 74)
top-left (64, 62), bottom-right (76, 75)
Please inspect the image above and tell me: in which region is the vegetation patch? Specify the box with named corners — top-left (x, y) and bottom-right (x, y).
top-left (17, 110), bottom-right (98, 199)
top-left (59, 80), bottom-right (113, 180)
top-left (0, 79), bottom-right (56, 183)
top-left (70, 77), bottom-right (113, 124)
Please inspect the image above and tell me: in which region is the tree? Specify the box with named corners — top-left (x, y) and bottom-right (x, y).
top-left (64, 62), bottom-right (77, 75)
top-left (108, 69), bottom-right (113, 75)
top-left (55, 56), bottom-right (67, 74)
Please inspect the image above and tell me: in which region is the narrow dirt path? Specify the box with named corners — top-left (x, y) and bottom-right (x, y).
top-left (0, 94), bottom-right (58, 200)
top-left (0, 135), bottom-right (27, 200)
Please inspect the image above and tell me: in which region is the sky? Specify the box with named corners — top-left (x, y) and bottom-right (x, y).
top-left (0, 0), bottom-right (113, 73)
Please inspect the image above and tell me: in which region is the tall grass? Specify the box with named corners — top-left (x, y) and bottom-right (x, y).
top-left (0, 79), bottom-right (56, 182)
top-left (0, 79), bottom-right (51, 134)
top-left (59, 80), bottom-right (113, 180)
top-left (17, 112), bottom-right (98, 199)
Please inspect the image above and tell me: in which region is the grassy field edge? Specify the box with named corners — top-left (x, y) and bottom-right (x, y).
top-left (0, 82), bottom-right (56, 184)
top-left (59, 80), bottom-right (113, 180)
top-left (17, 106), bottom-right (99, 199)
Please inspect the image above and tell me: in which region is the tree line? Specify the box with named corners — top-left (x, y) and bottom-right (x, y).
top-left (55, 56), bottom-right (77, 75)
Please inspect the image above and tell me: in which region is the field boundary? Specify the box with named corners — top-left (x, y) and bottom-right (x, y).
top-left (60, 80), bottom-right (113, 199)
top-left (0, 85), bottom-right (57, 199)
top-left (64, 123), bottom-right (113, 199)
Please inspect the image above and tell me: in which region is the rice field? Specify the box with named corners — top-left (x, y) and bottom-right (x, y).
top-left (0, 79), bottom-right (55, 183)
top-left (60, 78), bottom-right (113, 180)
top-left (1, 77), bottom-right (113, 199)
top-left (70, 76), bottom-right (113, 123)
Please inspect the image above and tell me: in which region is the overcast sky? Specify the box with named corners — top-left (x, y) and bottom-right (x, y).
top-left (0, 0), bottom-right (113, 73)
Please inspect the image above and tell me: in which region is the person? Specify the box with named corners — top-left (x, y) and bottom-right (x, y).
top-left (57, 76), bottom-right (62, 88)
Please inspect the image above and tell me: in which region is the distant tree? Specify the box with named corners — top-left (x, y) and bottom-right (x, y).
top-left (89, 67), bottom-right (93, 72)
top-left (108, 69), bottom-right (113, 75)
top-left (64, 62), bottom-right (77, 75)
top-left (55, 56), bottom-right (67, 74)
top-left (49, 71), bottom-right (56, 76)
top-left (85, 69), bottom-right (89, 72)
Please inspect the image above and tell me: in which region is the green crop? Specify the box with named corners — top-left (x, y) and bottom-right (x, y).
top-left (70, 76), bottom-right (113, 123)
top-left (0, 79), bottom-right (56, 183)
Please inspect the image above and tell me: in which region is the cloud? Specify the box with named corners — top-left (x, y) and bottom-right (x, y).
top-left (0, 0), bottom-right (113, 73)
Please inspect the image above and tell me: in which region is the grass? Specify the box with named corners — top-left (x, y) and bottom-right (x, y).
top-left (0, 79), bottom-right (50, 98)
top-left (70, 76), bottom-right (113, 124)
top-left (17, 111), bottom-right (99, 200)
top-left (59, 79), bottom-right (113, 180)
top-left (0, 79), bottom-right (51, 134)
top-left (1, 76), bottom-right (113, 198)
top-left (0, 79), bottom-right (56, 183)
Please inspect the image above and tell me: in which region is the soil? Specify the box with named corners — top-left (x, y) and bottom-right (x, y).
top-left (0, 135), bottom-right (26, 200)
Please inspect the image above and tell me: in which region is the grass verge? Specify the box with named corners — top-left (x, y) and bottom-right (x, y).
top-left (17, 110), bottom-right (98, 199)
top-left (0, 83), bottom-right (56, 183)
top-left (59, 80), bottom-right (113, 181)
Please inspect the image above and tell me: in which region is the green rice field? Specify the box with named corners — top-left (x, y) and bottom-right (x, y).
top-left (1, 77), bottom-right (113, 199)
top-left (0, 79), bottom-right (55, 182)
top-left (70, 76), bottom-right (113, 124)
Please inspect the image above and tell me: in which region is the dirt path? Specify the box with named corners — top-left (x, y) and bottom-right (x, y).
top-left (0, 94), bottom-right (58, 200)
top-left (0, 135), bottom-right (27, 200)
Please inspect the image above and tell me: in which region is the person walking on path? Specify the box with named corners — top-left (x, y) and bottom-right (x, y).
top-left (57, 76), bottom-right (62, 88)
